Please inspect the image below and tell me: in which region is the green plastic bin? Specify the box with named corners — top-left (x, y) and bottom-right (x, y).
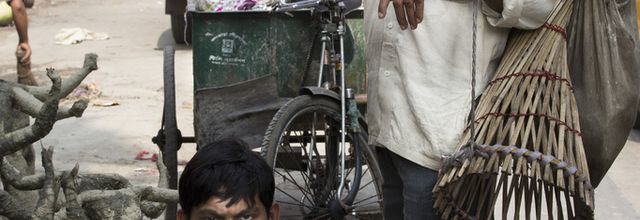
top-left (190, 10), bottom-right (366, 148)
top-left (191, 10), bottom-right (366, 96)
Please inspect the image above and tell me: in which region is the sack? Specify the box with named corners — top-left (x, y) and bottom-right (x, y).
top-left (567, 0), bottom-right (640, 188)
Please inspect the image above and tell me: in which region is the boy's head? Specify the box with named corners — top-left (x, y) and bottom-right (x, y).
top-left (177, 139), bottom-right (279, 220)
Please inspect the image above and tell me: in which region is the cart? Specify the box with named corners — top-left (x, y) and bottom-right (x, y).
top-left (153, 7), bottom-right (372, 219)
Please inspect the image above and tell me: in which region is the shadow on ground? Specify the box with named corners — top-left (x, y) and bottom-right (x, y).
top-left (156, 29), bottom-right (192, 51)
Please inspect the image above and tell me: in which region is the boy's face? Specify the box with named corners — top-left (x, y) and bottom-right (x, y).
top-left (178, 195), bottom-right (280, 220)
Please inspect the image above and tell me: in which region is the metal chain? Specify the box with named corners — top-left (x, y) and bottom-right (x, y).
top-left (468, 0), bottom-right (479, 144)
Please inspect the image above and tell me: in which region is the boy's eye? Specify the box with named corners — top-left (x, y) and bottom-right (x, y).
top-left (239, 214), bottom-right (253, 220)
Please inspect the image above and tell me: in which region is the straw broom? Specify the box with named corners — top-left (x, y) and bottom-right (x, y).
top-left (433, 0), bottom-right (594, 219)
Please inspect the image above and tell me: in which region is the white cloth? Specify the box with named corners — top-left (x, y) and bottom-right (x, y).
top-left (365, 0), bottom-right (555, 170)
top-left (54, 28), bottom-right (109, 45)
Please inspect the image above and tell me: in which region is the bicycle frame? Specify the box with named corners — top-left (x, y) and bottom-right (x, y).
top-left (276, 0), bottom-right (364, 210)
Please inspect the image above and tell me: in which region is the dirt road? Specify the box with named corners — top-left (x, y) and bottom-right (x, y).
top-left (0, 0), bottom-right (197, 187)
top-left (0, 0), bottom-right (637, 219)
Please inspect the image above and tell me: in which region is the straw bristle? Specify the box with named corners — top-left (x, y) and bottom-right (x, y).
top-left (433, 0), bottom-right (594, 219)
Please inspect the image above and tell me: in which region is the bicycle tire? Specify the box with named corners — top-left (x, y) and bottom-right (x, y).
top-left (162, 46), bottom-right (178, 219)
top-left (171, 14), bottom-right (192, 45)
top-left (261, 95), bottom-right (383, 219)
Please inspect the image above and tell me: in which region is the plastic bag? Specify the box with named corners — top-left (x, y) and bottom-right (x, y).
top-left (195, 0), bottom-right (268, 12)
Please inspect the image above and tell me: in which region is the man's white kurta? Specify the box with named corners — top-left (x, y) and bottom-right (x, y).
top-left (365, 0), bottom-right (555, 170)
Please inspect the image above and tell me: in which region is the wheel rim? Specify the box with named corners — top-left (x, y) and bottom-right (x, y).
top-left (271, 105), bottom-right (381, 220)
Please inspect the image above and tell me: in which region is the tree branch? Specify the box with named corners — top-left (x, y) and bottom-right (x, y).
top-left (77, 189), bottom-right (122, 203)
top-left (0, 69), bottom-right (60, 157)
top-left (0, 190), bottom-right (30, 220)
top-left (32, 146), bottom-right (61, 219)
top-left (76, 173), bottom-right (132, 191)
top-left (16, 53), bottom-right (98, 101)
top-left (75, 154), bottom-right (178, 218)
top-left (138, 187), bottom-right (178, 204)
top-left (12, 86), bottom-right (88, 119)
top-left (0, 157), bottom-right (43, 190)
top-left (139, 153), bottom-right (175, 218)
top-left (1, 160), bottom-right (130, 191)
top-left (61, 163), bottom-right (87, 220)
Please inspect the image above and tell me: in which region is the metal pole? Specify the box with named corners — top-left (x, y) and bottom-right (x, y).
top-left (336, 22), bottom-right (347, 199)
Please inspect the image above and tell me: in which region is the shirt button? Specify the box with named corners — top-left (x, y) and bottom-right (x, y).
top-left (387, 22), bottom-right (394, 29)
top-left (384, 71), bottom-right (391, 76)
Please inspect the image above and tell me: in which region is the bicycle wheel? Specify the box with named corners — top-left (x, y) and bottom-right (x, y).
top-left (162, 46), bottom-right (179, 219)
top-left (261, 95), bottom-right (383, 220)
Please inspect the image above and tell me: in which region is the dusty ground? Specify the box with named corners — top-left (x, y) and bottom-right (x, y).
top-left (0, 0), bottom-right (197, 189)
top-left (0, 0), bottom-right (638, 219)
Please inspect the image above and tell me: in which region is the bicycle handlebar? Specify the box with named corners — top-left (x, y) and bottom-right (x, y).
top-left (275, 0), bottom-right (362, 13)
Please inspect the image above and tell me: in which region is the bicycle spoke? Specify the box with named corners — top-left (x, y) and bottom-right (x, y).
top-left (274, 115), bottom-right (343, 213)
top-left (290, 129), bottom-right (317, 186)
top-left (344, 163), bottom-right (355, 178)
top-left (273, 157), bottom-right (313, 197)
top-left (277, 130), bottom-right (317, 197)
top-left (266, 96), bottom-right (383, 218)
top-left (275, 199), bottom-right (317, 209)
top-left (283, 130), bottom-right (315, 194)
top-left (361, 165), bottom-right (370, 177)
top-left (275, 185), bottom-right (315, 208)
top-left (351, 195), bottom-right (381, 206)
top-left (351, 195), bottom-right (381, 207)
top-left (358, 179), bottom-right (375, 192)
top-left (273, 168), bottom-right (315, 205)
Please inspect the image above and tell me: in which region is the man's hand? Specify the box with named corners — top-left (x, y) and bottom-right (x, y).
top-left (378, 0), bottom-right (424, 30)
top-left (11, 0), bottom-right (30, 64)
top-left (17, 42), bottom-right (31, 65)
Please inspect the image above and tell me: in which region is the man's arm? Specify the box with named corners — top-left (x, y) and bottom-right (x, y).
top-left (10, 0), bottom-right (31, 64)
top-left (483, 0), bottom-right (555, 30)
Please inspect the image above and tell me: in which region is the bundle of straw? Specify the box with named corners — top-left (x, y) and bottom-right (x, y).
top-left (433, 0), bottom-right (595, 219)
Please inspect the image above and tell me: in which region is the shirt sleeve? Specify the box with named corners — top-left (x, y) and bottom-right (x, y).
top-left (482, 0), bottom-right (556, 29)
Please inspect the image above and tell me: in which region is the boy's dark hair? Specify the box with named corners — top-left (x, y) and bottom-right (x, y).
top-left (178, 139), bottom-right (275, 215)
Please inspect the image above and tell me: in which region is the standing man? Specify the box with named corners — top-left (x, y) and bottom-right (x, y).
top-left (365, 0), bottom-right (554, 218)
top-left (9, 0), bottom-right (30, 65)
top-left (9, 0), bottom-right (36, 86)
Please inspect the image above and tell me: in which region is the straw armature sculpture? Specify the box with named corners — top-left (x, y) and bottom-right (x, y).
top-left (433, 0), bottom-right (594, 219)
